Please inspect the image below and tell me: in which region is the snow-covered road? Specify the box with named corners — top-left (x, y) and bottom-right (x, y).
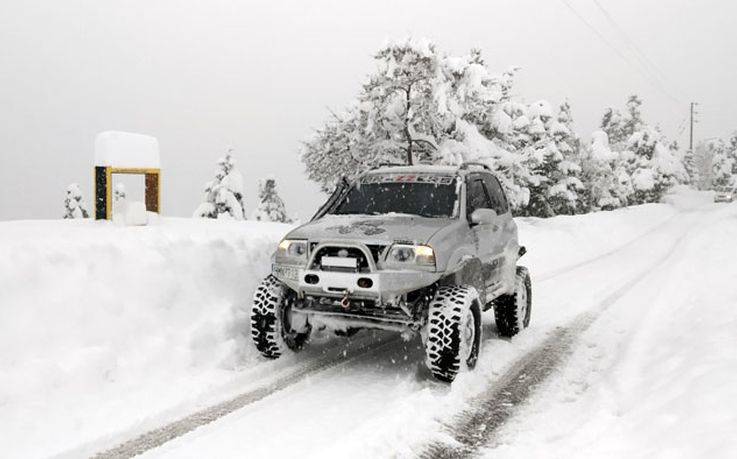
top-left (3, 191), bottom-right (735, 458)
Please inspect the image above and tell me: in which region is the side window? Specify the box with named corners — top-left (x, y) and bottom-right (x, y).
top-left (466, 175), bottom-right (492, 219)
top-left (482, 174), bottom-right (509, 214)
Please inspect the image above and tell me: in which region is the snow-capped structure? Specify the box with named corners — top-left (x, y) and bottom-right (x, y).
top-left (94, 131), bottom-right (160, 168)
top-left (93, 131), bottom-right (161, 220)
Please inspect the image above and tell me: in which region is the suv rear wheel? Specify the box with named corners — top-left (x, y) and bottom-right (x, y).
top-left (250, 275), bottom-right (311, 358)
top-left (494, 266), bottom-right (532, 337)
top-left (424, 286), bottom-right (482, 382)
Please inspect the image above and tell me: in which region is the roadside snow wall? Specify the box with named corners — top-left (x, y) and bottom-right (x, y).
top-left (0, 218), bottom-right (289, 458)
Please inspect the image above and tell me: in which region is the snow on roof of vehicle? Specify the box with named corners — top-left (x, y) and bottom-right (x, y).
top-left (366, 164), bottom-right (460, 175)
top-left (94, 131), bottom-right (160, 168)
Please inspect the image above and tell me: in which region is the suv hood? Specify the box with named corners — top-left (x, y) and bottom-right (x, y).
top-left (285, 214), bottom-right (452, 244)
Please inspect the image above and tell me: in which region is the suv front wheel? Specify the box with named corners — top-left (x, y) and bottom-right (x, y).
top-left (424, 286), bottom-right (482, 382)
top-left (250, 275), bottom-right (311, 358)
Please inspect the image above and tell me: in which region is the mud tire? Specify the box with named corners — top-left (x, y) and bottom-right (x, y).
top-left (494, 266), bottom-right (532, 338)
top-left (424, 286), bottom-right (482, 383)
top-left (250, 275), bottom-right (310, 358)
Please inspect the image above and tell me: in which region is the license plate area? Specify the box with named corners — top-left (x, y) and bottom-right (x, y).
top-left (321, 256), bottom-right (357, 269)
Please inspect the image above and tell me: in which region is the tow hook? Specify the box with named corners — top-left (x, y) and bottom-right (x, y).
top-left (340, 291), bottom-right (350, 309)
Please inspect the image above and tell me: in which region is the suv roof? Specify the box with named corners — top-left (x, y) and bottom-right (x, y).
top-left (364, 163), bottom-right (490, 177)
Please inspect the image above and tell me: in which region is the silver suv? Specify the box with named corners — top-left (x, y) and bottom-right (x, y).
top-left (250, 164), bottom-right (532, 382)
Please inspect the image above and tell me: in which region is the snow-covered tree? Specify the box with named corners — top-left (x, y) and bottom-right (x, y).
top-left (63, 183), bottom-right (89, 219)
top-left (252, 177), bottom-right (292, 223)
top-left (624, 125), bottom-right (686, 204)
top-left (597, 95), bottom-right (686, 205)
top-left (601, 95), bottom-right (644, 149)
top-left (193, 149), bottom-right (246, 220)
top-left (681, 142), bottom-right (699, 186)
top-left (546, 101), bottom-right (584, 215)
top-left (708, 138), bottom-right (734, 188)
top-left (580, 130), bottom-right (630, 211)
top-left (303, 38), bottom-right (511, 195)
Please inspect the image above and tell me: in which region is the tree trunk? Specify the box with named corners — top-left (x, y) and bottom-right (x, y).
top-left (404, 85), bottom-right (413, 165)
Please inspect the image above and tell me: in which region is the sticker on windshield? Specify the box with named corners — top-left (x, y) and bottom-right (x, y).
top-left (361, 174), bottom-right (454, 185)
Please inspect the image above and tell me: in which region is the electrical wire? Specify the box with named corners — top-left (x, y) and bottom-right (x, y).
top-left (557, 0), bottom-right (683, 107)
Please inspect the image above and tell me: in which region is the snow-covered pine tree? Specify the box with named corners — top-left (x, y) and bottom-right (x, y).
top-left (681, 141), bottom-right (699, 186)
top-left (193, 149), bottom-right (246, 220)
top-left (625, 125), bottom-right (686, 204)
top-left (63, 183), bottom-right (90, 219)
top-left (547, 101), bottom-right (584, 215)
top-left (708, 138), bottom-right (734, 188)
top-left (579, 130), bottom-right (628, 211)
top-left (728, 132), bottom-right (737, 183)
top-left (252, 177), bottom-right (292, 223)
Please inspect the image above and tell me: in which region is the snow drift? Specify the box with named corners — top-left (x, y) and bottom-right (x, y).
top-left (0, 218), bottom-right (290, 458)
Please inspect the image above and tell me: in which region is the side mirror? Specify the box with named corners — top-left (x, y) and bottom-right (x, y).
top-left (470, 208), bottom-right (497, 226)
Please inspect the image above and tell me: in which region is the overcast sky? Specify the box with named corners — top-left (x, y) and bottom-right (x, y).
top-left (1, 0), bottom-right (735, 221)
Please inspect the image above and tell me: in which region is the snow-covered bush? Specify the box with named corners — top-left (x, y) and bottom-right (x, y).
top-left (193, 149), bottom-right (246, 220)
top-left (252, 177), bottom-right (292, 223)
top-left (63, 183), bottom-right (89, 219)
top-left (591, 94), bottom-right (687, 207)
top-left (580, 131), bottom-right (629, 211)
top-left (706, 138), bottom-right (735, 188)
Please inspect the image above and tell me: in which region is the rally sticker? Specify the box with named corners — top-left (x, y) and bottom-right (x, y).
top-left (361, 174), bottom-right (455, 185)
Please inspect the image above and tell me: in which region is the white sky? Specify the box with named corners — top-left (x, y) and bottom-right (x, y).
top-left (1, 0), bottom-right (735, 220)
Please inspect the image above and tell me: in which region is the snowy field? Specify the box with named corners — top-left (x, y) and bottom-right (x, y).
top-left (1, 190), bottom-right (735, 458)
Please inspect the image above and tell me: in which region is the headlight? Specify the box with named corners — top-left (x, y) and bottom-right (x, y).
top-left (387, 244), bottom-right (435, 267)
top-left (277, 239), bottom-right (308, 260)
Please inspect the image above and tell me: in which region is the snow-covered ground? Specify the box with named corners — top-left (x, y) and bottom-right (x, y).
top-left (1, 190), bottom-right (735, 458)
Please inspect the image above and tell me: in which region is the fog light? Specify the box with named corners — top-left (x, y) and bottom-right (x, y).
top-left (305, 274), bottom-right (319, 284)
top-left (357, 277), bottom-right (373, 288)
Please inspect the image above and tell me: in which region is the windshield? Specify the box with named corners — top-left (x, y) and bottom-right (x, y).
top-left (330, 174), bottom-right (458, 218)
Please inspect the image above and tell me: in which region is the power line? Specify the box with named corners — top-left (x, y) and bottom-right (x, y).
top-left (591, 0), bottom-right (669, 83)
top-left (557, 0), bottom-right (682, 107)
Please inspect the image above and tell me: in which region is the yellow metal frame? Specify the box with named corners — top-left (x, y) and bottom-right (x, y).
top-left (103, 167), bottom-right (161, 220)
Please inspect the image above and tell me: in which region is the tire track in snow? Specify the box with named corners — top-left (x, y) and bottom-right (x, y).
top-left (421, 225), bottom-right (693, 458)
top-left (89, 215), bottom-right (682, 458)
top-left (91, 336), bottom-right (400, 459)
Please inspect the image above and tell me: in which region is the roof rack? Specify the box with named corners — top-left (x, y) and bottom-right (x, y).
top-left (368, 162), bottom-right (407, 170)
top-left (459, 161), bottom-right (491, 171)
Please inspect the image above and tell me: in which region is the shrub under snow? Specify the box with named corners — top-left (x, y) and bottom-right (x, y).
top-left (252, 177), bottom-right (293, 223)
top-left (63, 183), bottom-right (89, 219)
top-left (193, 149), bottom-right (246, 220)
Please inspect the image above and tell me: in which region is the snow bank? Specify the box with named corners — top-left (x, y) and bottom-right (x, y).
top-left (516, 202), bottom-right (677, 277)
top-left (484, 197), bottom-right (737, 459)
top-left (0, 218), bottom-right (290, 458)
top-left (94, 131), bottom-right (160, 168)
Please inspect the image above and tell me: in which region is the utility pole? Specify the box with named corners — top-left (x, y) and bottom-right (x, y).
top-left (689, 102), bottom-right (699, 152)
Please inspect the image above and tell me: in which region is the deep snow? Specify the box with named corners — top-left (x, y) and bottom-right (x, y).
top-left (1, 190), bottom-right (734, 458)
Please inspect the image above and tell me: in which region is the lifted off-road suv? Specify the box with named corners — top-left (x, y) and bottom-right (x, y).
top-left (250, 163), bottom-right (531, 382)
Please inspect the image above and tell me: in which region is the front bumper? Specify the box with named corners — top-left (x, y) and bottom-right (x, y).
top-left (273, 263), bottom-right (440, 304)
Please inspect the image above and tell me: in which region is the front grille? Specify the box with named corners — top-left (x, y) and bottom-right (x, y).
top-left (310, 246), bottom-right (371, 272)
